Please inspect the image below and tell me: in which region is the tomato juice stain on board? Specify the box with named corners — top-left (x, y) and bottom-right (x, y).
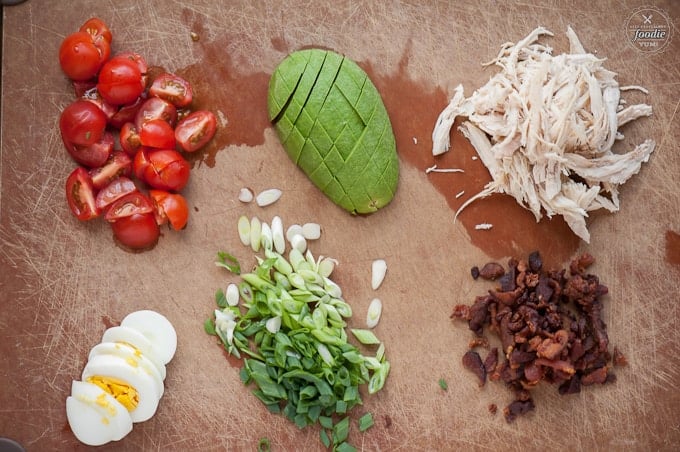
top-left (666, 230), bottom-right (680, 266)
top-left (175, 35), bottom-right (270, 168)
top-left (363, 41), bottom-right (580, 267)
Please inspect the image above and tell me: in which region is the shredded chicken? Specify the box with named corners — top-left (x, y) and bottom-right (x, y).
top-left (432, 26), bottom-right (655, 242)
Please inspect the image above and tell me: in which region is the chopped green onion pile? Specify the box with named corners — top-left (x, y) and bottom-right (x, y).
top-left (206, 223), bottom-right (390, 450)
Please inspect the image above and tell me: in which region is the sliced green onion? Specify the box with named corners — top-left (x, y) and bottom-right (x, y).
top-left (216, 251), bottom-right (241, 274)
top-left (351, 329), bottom-right (381, 345)
top-left (257, 438), bottom-right (271, 452)
top-left (237, 216), bottom-right (251, 246)
top-left (358, 412), bottom-right (374, 432)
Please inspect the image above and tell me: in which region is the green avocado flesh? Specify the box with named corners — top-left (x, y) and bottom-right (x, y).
top-left (268, 49), bottom-right (399, 214)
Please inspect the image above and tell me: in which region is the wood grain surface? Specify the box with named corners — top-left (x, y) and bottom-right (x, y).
top-left (1, 1), bottom-right (679, 451)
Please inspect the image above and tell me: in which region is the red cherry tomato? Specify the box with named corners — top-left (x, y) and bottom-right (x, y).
top-left (79, 18), bottom-right (113, 45)
top-left (143, 149), bottom-right (191, 192)
top-left (149, 190), bottom-right (189, 230)
top-left (89, 151), bottom-right (132, 190)
top-left (120, 123), bottom-right (141, 156)
top-left (134, 97), bottom-right (177, 128)
top-left (59, 99), bottom-right (107, 146)
top-left (149, 73), bottom-right (193, 107)
top-left (97, 56), bottom-right (144, 106)
top-left (59, 31), bottom-right (109, 81)
top-left (110, 212), bottom-right (160, 250)
top-left (175, 110), bottom-right (217, 152)
top-left (133, 147), bottom-right (152, 181)
top-left (115, 52), bottom-right (148, 86)
top-left (81, 87), bottom-right (117, 121)
top-left (64, 131), bottom-right (114, 168)
top-left (104, 191), bottom-right (154, 222)
top-left (109, 96), bottom-right (145, 129)
top-left (95, 176), bottom-right (137, 211)
top-left (140, 119), bottom-right (176, 149)
top-left (65, 167), bottom-right (100, 221)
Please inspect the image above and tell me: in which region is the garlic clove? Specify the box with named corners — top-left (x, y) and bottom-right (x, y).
top-left (366, 298), bottom-right (382, 328)
top-left (371, 259), bottom-right (387, 290)
top-left (256, 188), bottom-right (282, 207)
top-left (238, 188), bottom-right (254, 203)
top-left (238, 215), bottom-right (251, 246)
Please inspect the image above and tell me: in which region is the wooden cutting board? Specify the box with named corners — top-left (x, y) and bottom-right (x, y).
top-left (1, 1), bottom-right (678, 450)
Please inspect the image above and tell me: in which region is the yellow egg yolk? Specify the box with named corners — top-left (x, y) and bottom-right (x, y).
top-left (87, 376), bottom-right (139, 411)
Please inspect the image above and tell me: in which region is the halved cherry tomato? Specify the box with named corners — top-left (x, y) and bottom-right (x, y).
top-left (134, 97), bottom-right (177, 128)
top-left (65, 167), bottom-right (100, 221)
top-left (109, 95), bottom-right (145, 129)
top-left (143, 149), bottom-right (191, 192)
top-left (120, 122), bottom-right (141, 156)
top-left (97, 56), bottom-right (144, 105)
top-left (149, 73), bottom-right (193, 107)
top-left (79, 18), bottom-right (112, 45)
top-left (104, 191), bottom-right (153, 222)
top-left (59, 31), bottom-right (109, 81)
top-left (89, 151), bottom-right (132, 190)
top-left (64, 130), bottom-right (114, 168)
top-left (132, 147), bottom-right (152, 181)
top-left (140, 119), bottom-right (176, 149)
top-left (175, 110), bottom-right (217, 152)
top-left (59, 99), bottom-right (107, 146)
top-left (149, 190), bottom-right (189, 230)
top-left (81, 87), bottom-right (117, 121)
top-left (110, 212), bottom-right (160, 250)
top-left (95, 176), bottom-right (137, 211)
top-left (115, 52), bottom-right (148, 87)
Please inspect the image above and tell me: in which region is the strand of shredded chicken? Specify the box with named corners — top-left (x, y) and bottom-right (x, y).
top-left (432, 26), bottom-right (655, 242)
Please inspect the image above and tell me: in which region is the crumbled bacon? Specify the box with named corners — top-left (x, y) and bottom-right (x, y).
top-left (462, 351), bottom-right (486, 387)
top-left (453, 251), bottom-right (623, 422)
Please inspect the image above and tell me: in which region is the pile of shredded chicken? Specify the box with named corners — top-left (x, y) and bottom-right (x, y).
top-left (432, 26), bottom-right (655, 242)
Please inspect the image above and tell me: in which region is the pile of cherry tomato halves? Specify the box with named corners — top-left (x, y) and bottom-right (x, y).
top-left (59, 18), bottom-right (217, 250)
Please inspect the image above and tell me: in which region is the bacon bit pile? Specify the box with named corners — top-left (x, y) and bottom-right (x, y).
top-left (432, 27), bottom-right (655, 242)
top-left (451, 251), bottom-right (626, 422)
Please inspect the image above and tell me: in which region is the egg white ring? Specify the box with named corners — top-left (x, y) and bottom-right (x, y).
top-left (121, 310), bottom-right (177, 365)
top-left (67, 380), bottom-right (133, 445)
top-left (101, 326), bottom-right (167, 380)
top-left (89, 342), bottom-right (164, 399)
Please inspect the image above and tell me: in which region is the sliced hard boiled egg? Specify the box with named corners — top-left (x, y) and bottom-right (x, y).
top-left (89, 342), bottom-right (164, 399)
top-left (66, 380), bottom-right (133, 446)
top-left (120, 310), bottom-right (177, 365)
top-left (101, 325), bottom-right (166, 380)
top-left (82, 354), bottom-right (161, 423)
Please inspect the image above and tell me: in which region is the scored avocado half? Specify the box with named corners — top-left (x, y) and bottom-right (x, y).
top-left (268, 49), bottom-right (399, 215)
